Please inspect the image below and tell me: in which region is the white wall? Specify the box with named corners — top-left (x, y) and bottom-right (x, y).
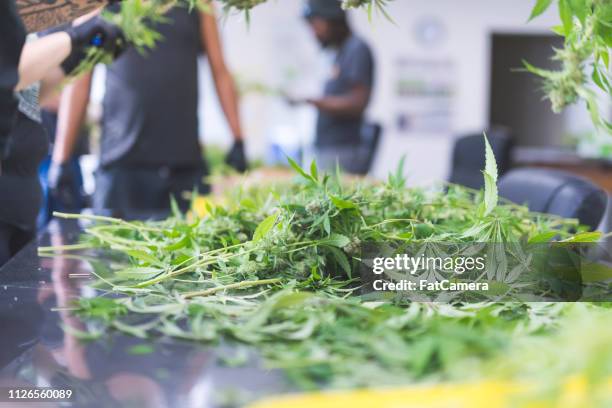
top-left (207, 0), bottom-right (561, 185)
top-left (91, 1), bottom-right (562, 185)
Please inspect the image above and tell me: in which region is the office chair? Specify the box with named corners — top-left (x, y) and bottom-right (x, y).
top-left (498, 167), bottom-right (608, 230)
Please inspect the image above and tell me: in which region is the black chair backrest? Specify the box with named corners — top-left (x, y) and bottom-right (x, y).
top-left (449, 128), bottom-right (513, 190)
top-left (353, 122), bottom-right (382, 175)
top-left (498, 167), bottom-right (608, 231)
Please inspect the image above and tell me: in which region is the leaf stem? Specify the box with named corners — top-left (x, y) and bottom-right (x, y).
top-left (183, 278), bottom-right (282, 299)
top-left (38, 243), bottom-right (96, 253)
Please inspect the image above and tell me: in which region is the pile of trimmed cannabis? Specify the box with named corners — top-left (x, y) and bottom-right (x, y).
top-left (39, 138), bottom-right (608, 391)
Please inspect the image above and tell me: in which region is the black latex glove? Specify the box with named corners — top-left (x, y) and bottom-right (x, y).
top-left (61, 11), bottom-right (125, 74)
top-left (48, 162), bottom-right (79, 209)
top-left (225, 140), bottom-right (248, 173)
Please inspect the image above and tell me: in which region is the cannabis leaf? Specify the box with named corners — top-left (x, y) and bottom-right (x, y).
top-left (287, 156), bottom-right (317, 185)
top-left (253, 212), bottom-right (278, 242)
top-left (482, 133), bottom-right (499, 217)
top-left (528, 0), bottom-right (554, 21)
top-left (320, 233), bottom-right (351, 248)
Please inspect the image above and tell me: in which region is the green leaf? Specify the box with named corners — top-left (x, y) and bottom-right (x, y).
top-left (310, 159), bottom-right (319, 182)
top-left (287, 156), bottom-right (316, 184)
top-left (323, 215), bottom-right (331, 235)
top-left (164, 235), bottom-right (190, 252)
top-left (529, 0), bottom-right (554, 21)
top-left (558, 0), bottom-right (573, 36)
top-left (113, 320), bottom-right (149, 339)
top-left (568, 0), bottom-right (587, 23)
top-left (327, 246), bottom-right (351, 277)
top-left (562, 231), bottom-right (602, 242)
top-left (253, 212), bottom-right (279, 242)
top-left (320, 233), bottom-right (351, 248)
top-left (592, 66), bottom-right (611, 93)
top-left (170, 195), bottom-right (183, 219)
top-left (599, 49), bottom-right (609, 69)
top-left (528, 231), bottom-right (558, 243)
top-left (78, 297), bottom-right (127, 321)
top-left (62, 324), bottom-right (102, 341)
top-left (523, 60), bottom-right (555, 78)
top-left (388, 155), bottom-right (407, 189)
top-left (126, 250), bottom-right (162, 266)
top-left (581, 262), bottom-right (612, 282)
top-left (116, 267), bottom-right (164, 281)
top-left (482, 133), bottom-right (499, 216)
top-left (310, 265), bottom-right (321, 281)
top-left (329, 195), bottom-right (357, 210)
top-left (550, 24), bottom-right (566, 35)
top-left (127, 344), bottom-right (155, 355)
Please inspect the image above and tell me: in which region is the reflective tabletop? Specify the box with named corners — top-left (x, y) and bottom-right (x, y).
top-left (0, 219), bottom-right (288, 408)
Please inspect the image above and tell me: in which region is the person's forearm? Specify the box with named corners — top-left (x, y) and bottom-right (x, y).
top-left (200, 7), bottom-right (243, 141)
top-left (16, 0), bottom-right (105, 33)
top-left (308, 95), bottom-right (365, 117)
top-left (214, 71), bottom-right (243, 140)
top-left (39, 66), bottom-right (66, 107)
top-left (16, 32), bottom-right (71, 91)
top-left (52, 72), bottom-right (92, 164)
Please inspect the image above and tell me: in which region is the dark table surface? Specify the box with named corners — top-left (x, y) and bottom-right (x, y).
top-left (0, 219), bottom-right (288, 408)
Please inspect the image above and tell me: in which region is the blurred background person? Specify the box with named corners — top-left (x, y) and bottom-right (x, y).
top-left (48, 4), bottom-right (247, 220)
top-left (291, 0), bottom-right (375, 173)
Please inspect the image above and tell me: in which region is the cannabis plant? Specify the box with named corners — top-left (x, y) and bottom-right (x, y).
top-left (527, 0), bottom-right (612, 134)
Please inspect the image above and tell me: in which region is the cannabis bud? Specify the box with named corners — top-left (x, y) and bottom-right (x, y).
top-left (237, 260), bottom-right (260, 276)
top-left (343, 237), bottom-right (361, 256)
top-left (221, 0), bottom-right (267, 11)
top-left (341, 0), bottom-right (371, 10)
top-left (306, 201), bottom-right (323, 215)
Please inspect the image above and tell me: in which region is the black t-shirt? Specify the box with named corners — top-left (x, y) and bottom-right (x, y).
top-left (0, 2), bottom-right (49, 230)
top-left (0, 1), bottom-right (26, 156)
top-left (315, 35), bottom-right (374, 148)
top-left (100, 8), bottom-right (204, 169)
top-left (0, 112), bottom-right (48, 230)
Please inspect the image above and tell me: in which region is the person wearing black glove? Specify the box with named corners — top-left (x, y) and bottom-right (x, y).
top-left (61, 10), bottom-right (125, 75)
top-left (0, 2), bottom-right (125, 267)
top-left (52, 4), bottom-right (246, 219)
top-left (0, 1), bottom-right (26, 175)
top-left (225, 140), bottom-right (248, 173)
top-left (47, 161), bottom-right (84, 213)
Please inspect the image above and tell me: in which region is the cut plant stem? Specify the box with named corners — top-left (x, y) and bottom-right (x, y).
top-left (54, 211), bottom-right (165, 233)
top-left (38, 243), bottom-right (96, 253)
top-left (183, 278), bottom-right (282, 299)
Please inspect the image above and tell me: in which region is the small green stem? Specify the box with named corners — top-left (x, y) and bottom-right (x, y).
top-left (54, 211), bottom-right (165, 233)
top-left (38, 243), bottom-right (95, 253)
top-left (183, 278), bottom-right (282, 299)
top-left (54, 211), bottom-right (123, 224)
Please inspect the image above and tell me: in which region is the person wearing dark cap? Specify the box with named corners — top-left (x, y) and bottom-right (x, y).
top-left (296, 0), bottom-right (375, 172)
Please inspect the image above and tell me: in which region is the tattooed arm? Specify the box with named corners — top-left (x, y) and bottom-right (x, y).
top-left (16, 0), bottom-right (106, 33)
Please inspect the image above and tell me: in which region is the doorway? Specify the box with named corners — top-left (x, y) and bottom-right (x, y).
top-left (489, 33), bottom-right (566, 147)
